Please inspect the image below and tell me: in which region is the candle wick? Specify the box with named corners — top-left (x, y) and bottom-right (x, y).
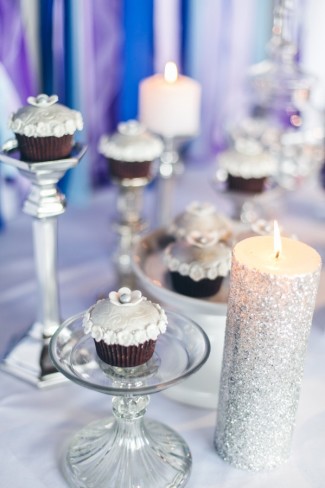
top-left (275, 250), bottom-right (280, 259)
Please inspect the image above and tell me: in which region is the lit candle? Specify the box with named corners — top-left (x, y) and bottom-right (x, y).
top-left (138, 61), bottom-right (201, 138)
top-left (215, 227), bottom-right (321, 471)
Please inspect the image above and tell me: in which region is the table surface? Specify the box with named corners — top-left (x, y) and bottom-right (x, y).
top-left (1, 167), bottom-right (325, 488)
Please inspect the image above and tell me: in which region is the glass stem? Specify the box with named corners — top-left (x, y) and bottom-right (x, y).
top-left (111, 395), bottom-right (150, 451)
top-left (112, 395), bottom-right (149, 421)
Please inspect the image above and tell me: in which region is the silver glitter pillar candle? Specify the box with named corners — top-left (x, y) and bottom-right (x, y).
top-left (215, 234), bottom-right (321, 471)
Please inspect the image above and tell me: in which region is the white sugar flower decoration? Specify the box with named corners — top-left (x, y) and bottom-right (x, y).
top-left (109, 287), bottom-right (143, 306)
top-left (91, 325), bottom-right (103, 342)
top-left (186, 230), bottom-right (219, 248)
top-left (117, 329), bottom-right (133, 347)
top-left (27, 94), bottom-right (58, 107)
top-left (189, 264), bottom-right (205, 282)
top-left (146, 324), bottom-right (159, 341)
top-left (134, 329), bottom-right (147, 344)
top-left (207, 267), bottom-right (219, 280)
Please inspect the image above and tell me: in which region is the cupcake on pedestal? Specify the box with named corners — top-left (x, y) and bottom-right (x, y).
top-left (83, 287), bottom-right (167, 368)
top-left (169, 201), bottom-right (232, 242)
top-left (99, 120), bottom-right (163, 181)
top-left (9, 94), bottom-right (83, 161)
top-left (218, 138), bottom-right (277, 193)
top-left (164, 231), bottom-right (231, 298)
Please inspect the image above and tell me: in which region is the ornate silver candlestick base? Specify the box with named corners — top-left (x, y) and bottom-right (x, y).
top-left (0, 139), bottom-right (87, 387)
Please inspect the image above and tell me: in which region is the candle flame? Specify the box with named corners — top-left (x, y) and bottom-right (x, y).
top-left (273, 220), bottom-right (282, 259)
top-left (164, 62), bottom-right (178, 83)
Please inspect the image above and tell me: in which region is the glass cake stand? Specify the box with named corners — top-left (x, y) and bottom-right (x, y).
top-left (50, 310), bottom-right (210, 488)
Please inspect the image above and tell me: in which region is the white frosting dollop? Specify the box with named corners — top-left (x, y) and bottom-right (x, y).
top-left (82, 288), bottom-right (167, 346)
top-left (165, 237), bottom-right (231, 282)
top-left (169, 201), bottom-right (232, 241)
top-left (9, 94), bottom-right (83, 138)
top-left (98, 120), bottom-right (163, 162)
top-left (218, 146), bottom-right (277, 179)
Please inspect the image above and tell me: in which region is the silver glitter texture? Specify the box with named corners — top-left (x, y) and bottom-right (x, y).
top-left (215, 256), bottom-right (320, 471)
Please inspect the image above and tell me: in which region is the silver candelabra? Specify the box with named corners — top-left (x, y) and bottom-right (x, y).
top-left (0, 139), bottom-right (87, 387)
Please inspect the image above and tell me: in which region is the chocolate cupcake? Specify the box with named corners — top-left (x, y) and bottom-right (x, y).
top-left (218, 138), bottom-right (277, 193)
top-left (99, 120), bottom-right (163, 181)
top-left (164, 231), bottom-right (231, 298)
top-left (83, 287), bottom-right (167, 368)
top-left (169, 201), bottom-right (232, 242)
top-left (9, 94), bottom-right (83, 161)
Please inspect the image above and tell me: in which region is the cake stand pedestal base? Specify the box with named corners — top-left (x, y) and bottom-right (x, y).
top-left (62, 414), bottom-right (191, 488)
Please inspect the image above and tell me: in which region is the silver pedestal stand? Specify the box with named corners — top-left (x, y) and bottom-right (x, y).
top-left (0, 139), bottom-right (87, 387)
top-left (156, 137), bottom-right (186, 228)
top-left (114, 176), bottom-right (150, 289)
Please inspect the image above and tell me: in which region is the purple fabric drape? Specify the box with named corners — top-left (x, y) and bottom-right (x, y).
top-left (0, 0), bottom-right (35, 102)
top-left (88, 0), bottom-right (123, 186)
top-left (184, 0), bottom-right (262, 165)
top-left (50, 0), bottom-right (123, 198)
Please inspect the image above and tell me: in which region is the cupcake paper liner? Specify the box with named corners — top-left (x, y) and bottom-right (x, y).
top-left (16, 134), bottom-right (73, 162)
top-left (227, 174), bottom-right (266, 193)
top-left (94, 339), bottom-right (156, 367)
top-left (170, 272), bottom-right (223, 298)
top-left (109, 158), bottom-right (151, 179)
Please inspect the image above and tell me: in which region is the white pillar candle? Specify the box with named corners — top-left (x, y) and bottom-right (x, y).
top-left (215, 230), bottom-right (321, 471)
top-left (139, 62), bottom-right (201, 138)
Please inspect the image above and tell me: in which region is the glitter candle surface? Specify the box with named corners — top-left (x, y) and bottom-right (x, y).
top-left (215, 235), bottom-right (321, 471)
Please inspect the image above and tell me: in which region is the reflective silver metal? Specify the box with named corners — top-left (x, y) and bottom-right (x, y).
top-left (113, 175), bottom-right (151, 288)
top-left (0, 139), bottom-right (87, 387)
top-left (156, 136), bottom-right (188, 228)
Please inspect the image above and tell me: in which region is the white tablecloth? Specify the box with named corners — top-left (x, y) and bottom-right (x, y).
top-left (1, 168), bottom-right (325, 487)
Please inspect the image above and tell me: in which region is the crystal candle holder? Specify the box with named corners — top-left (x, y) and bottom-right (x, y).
top-left (0, 139), bottom-right (87, 387)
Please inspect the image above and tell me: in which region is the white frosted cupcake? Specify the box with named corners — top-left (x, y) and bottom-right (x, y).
top-left (218, 138), bottom-right (277, 193)
top-left (165, 231), bottom-right (231, 298)
top-left (99, 120), bottom-right (163, 180)
top-left (83, 287), bottom-right (167, 367)
top-left (9, 94), bottom-right (83, 162)
top-left (169, 201), bottom-right (232, 242)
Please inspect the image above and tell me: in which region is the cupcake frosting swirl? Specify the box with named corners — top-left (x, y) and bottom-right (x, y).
top-left (83, 287), bottom-right (167, 346)
top-left (165, 232), bottom-right (231, 281)
top-left (169, 201), bottom-right (232, 241)
top-left (98, 120), bottom-right (163, 162)
top-left (9, 94), bottom-right (83, 138)
top-left (218, 145), bottom-right (277, 179)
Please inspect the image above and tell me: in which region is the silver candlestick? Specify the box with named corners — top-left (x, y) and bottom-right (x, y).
top-left (155, 136), bottom-right (189, 228)
top-left (113, 177), bottom-right (150, 288)
top-left (0, 139), bottom-right (87, 387)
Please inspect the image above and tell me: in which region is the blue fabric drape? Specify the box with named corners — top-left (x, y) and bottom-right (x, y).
top-left (40, 0), bottom-right (54, 94)
top-left (119, 0), bottom-right (154, 121)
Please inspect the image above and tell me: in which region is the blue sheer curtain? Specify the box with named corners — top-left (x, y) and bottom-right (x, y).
top-left (1, 0), bottom-right (302, 220)
top-left (119, 0), bottom-right (154, 121)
